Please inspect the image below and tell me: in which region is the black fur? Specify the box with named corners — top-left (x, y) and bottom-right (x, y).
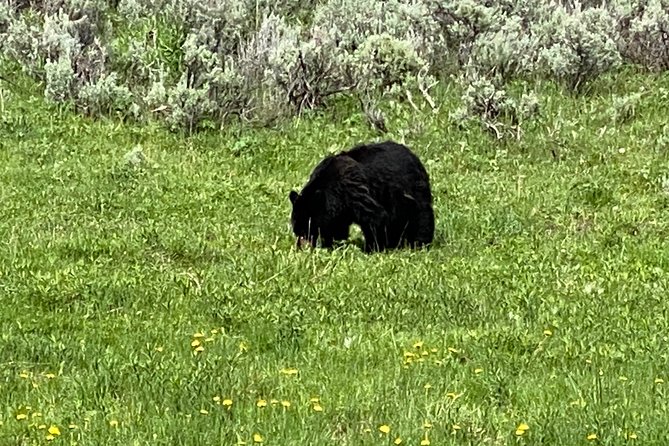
top-left (289, 140), bottom-right (434, 252)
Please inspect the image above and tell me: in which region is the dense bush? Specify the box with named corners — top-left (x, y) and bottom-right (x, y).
top-left (1, 0), bottom-right (667, 133)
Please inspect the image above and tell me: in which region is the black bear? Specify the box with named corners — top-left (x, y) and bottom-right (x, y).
top-left (288, 140), bottom-right (434, 252)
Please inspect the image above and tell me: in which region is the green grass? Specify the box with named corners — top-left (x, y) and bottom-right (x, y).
top-left (1, 66), bottom-right (669, 445)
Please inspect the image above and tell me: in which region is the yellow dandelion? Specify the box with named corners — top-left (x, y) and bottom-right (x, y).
top-left (204, 337), bottom-right (215, 343)
top-left (109, 420), bottom-right (119, 428)
top-left (256, 399), bottom-right (267, 408)
top-left (543, 329), bottom-right (553, 336)
top-left (309, 397), bottom-right (320, 403)
top-left (619, 376), bottom-right (628, 381)
top-left (193, 332), bottom-right (205, 338)
top-left (19, 371), bottom-right (29, 379)
top-left (195, 346), bottom-right (205, 353)
top-left (424, 383), bottom-right (432, 390)
top-left (239, 341), bottom-right (248, 352)
top-left (155, 346), bottom-right (164, 352)
top-left (16, 413), bottom-right (28, 421)
top-left (447, 347), bottom-right (459, 354)
top-left (253, 433), bottom-right (263, 443)
top-left (626, 432), bottom-right (638, 440)
top-left (48, 426), bottom-right (61, 436)
top-left (210, 328), bottom-right (219, 334)
top-left (474, 368), bottom-right (483, 374)
top-left (280, 367), bottom-right (299, 375)
top-left (423, 421), bottom-right (433, 429)
top-left (420, 434), bottom-right (430, 445)
top-left (68, 424), bottom-right (78, 430)
top-left (587, 433), bottom-right (597, 440)
top-left (46, 435), bottom-right (55, 441)
top-left (44, 373), bottom-right (56, 379)
top-left (394, 437), bottom-right (402, 444)
top-left (312, 403), bottom-right (323, 412)
top-left (32, 412), bottom-right (41, 418)
top-left (379, 424), bottom-right (391, 434)
top-left (452, 424), bottom-right (461, 431)
top-left (199, 409), bottom-right (209, 415)
top-left (270, 399), bottom-right (279, 405)
top-left (213, 396), bottom-right (221, 403)
top-left (37, 424), bottom-right (46, 430)
top-left (222, 399), bottom-right (233, 407)
top-left (191, 339), bottom-right (201, 347)
top-left (515, 423), bottom-right (529, 436)
top-left (430, 348), bottom-right (438, 353)
top-left (364, 428), bottom-right (372, 433)
top-left (655, 378), bottom-right (664, 384)
top-left (421, 351), bottom-right (429, 357)
top-left (281, 400), bottom-right (291, 408)
top-left (413, 341), bottom-right (424, 349)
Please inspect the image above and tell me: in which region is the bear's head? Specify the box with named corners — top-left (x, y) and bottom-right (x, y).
top-left (289, 189), bottom-right (322, 249)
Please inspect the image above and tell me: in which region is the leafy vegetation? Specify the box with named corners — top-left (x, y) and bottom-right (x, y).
top-left (2, 56), bottom-right (669, 444)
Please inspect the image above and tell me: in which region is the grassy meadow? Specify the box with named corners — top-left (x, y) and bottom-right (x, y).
top-left (2, 64), bottom-right (669, 445)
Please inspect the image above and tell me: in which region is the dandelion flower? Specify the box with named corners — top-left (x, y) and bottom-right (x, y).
top-left (223, 399), bottom-right (233, 407)
top-left (195, 346), bottom-right (205, 353)
top-left (270, 399), bottom-right (279, 405)
top-left (46, 435), bottom-right (55, 441)
top-left (474, 368), bottom-right (483, 374)
top-left (280, 368), bottom-right (298, 375)
top-left (452, 424), bottom-right (461, 431)
top-left (655, 378), bottom-right (664, 384)
top-left (253, 433), bottom-right (263, 443)
top-left (19, 371), bottom-right (29, 379)
top-left (210, 328), bottom-right (219, 334)
top-left (447, 347), bottom-right (459, 354)
top-left (239, 342), bottom-right (248, 352)
top-left (16, 414), bottom-right (28, 421)
top-left (394, 437), bottom-right (402, 444)
top-left (543, 329), bottom-right (553, 336)
top-left (424, 384), bottom-right (432, 390)
top-left (309, 397), bottom-right (320, 403)
top-left (191, 339), bottom-right (201, 348)
top-left (199, 409), bottom-right (209, 415)
top-left (44, 373), bottom-right (56, 379)
top-left (193, 332), bottom-right (205, 338)
top-left (587, 433), bottom-right (597, 440)
top-left (421, 351), bottom-right (429, 357)
top-left (379, 425), bottom-right (390, 434)
top-left (37, 424), bottom-right (46, 430)
top-left (430, 348), bottom-right (438, 353)
top-left (213, 396), bottom-right (221, 403)
top-left (204, 337), bottom-right (215, 343)
top-left (256, 399), bottom-right (267, 408)
top-left (515, 423), bottom-right (529, 436)
top-left (155, 346), bottom-right (164, 352)
top-left (626, 432), bottom-right (638, 440)
top-left (48, 426), bottom-right (61, 436)
top-left (281, 400), bottom-right (291, 408)
top-left (68, 424), bottom-right (78, 430)
top-left (420, 434), bottom-right (430, 445)
top-left (313, 403), bottom-right (323, 412)
top-left (109, 420), bottom-right (119, 428)
top-left (423, 421), bottom-right (433, 429)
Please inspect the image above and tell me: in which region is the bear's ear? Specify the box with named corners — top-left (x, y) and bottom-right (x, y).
top-left (289, 190), bottom-right (299, 204)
